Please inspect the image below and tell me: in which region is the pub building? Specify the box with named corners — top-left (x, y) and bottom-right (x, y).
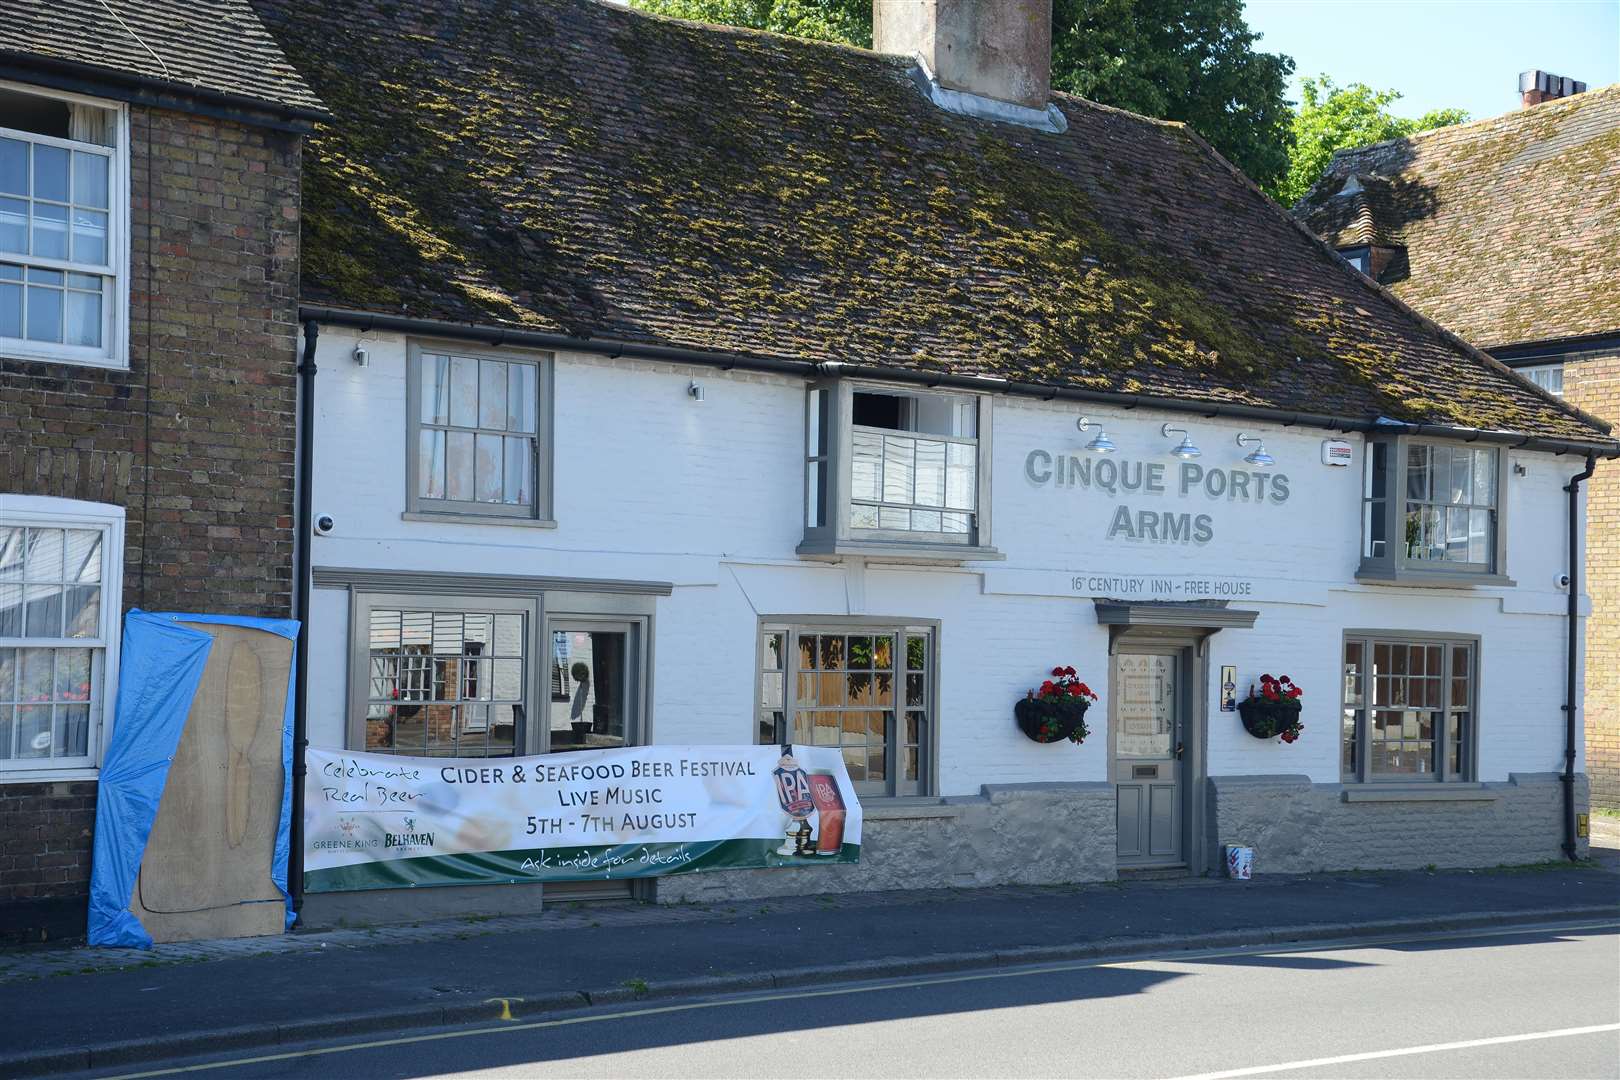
top-left (246, 0), bottom-right (1614, 923)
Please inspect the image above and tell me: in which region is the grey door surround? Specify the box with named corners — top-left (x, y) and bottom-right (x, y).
top-left (1094, 600), bottom-right (1259, 875)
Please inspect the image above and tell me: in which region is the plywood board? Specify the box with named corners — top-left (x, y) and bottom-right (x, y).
top-left (131, 624), bottom-right (292, 943)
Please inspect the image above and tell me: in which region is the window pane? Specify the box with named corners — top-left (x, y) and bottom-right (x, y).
top-left (0, 585), bottom-right (20, 638)
top-left (1343, 640), bottom-right (1363, 704)
top-left (449, 356), bottom-right (478, 427)
top-left (1473, 451), bottom-right (1495, 506)
top-left (420, 354), bottom-right (450, 424)
top-left (1342, 708), bottom-right (1358, 777)
top-left (910, 509), bottom-right (941, 532)
top-left (62, 586), bottom-right (98, 638)
top-left (1406, 444), bottom-right (1430, 501)
top-left (57, 704), bottom-right (89, 757)
top-left (70, 208), bottom-right (107, 264)
top-left (0, 279), bottom-right (19, 337)
top-left (913, 439), bottom-right (945, 507)
top-left (850, 504), bottom-right (878, 529)
top-left (33, 145), bottom-right (69, 202)
top-left (25, 282), bottom-right (62, 342)
top-left (55, 648), bottom-right (90, 700)
top-left (882, 436), bottom-right (914, 504)
top-left (479, 360), bottom-right (507, 430)
top-left (17, 704), bottom-right (50, 758)
top-left (946, 442), bottom-right (976, 509)
top-left (23, 529), bottom-right (63, 581)
top-left (0, 705), bottom-right (11, 758)
top-left (0, 196), bottom-right (24, 253)
top-left (64, 286), bottom-right (101, 347)
top-left (417, 429), bottom-right (445, 499)
top-left (32, 202), bottom-right (67, 259)
top-left (879, 507), bottom-right (909, 530)
top-left (1446, 507), bottom-right (1468, 560)
top-left (19, 648), bottom-right (51, 701)
top-left (0, 647), bottom-right (13, 699)
top-left (507, 363), bottom-right (536, 433)
top-left (1447, 447), bottom-right (1470, 504)
top-left (0, 138), bottom-right (24, 196)
top-left (72, 151), bottom-right (109, 209)
top-left (474, 433), bottom-right (503, 503)
top-left (1468, 509), bottom-right (1491, 564)
top-left (762, 632), bottom-right (783, 671)
top-left (851, 432), bottom-right (882, 502)
top-left (445, 431), bottom-right (474, 500)
top-left (502, 436), bottom-right (530, 505)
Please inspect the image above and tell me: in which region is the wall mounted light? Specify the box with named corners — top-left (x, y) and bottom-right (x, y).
top-left (1162, 423), bottom-right (1201, 460)
top-left (687, 381), bottom-right (705, 402)
top-left (1075, 416), bottom-right (1116, 453)
top-left (351, 344), bottom-right (370, 367)
top-left (1236, 432), bottom-right (1275, 467)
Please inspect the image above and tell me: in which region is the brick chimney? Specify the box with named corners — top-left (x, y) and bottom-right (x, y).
top-left (1520, 70), bottom-right (1586, 108)
top-left (875, 0), bottom-right (1053, 112)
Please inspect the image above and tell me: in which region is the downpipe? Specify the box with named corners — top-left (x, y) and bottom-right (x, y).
top-left (290, 320), bottom-right (319, 920)
top-left (1563, 452), bottom-right (1597, 860)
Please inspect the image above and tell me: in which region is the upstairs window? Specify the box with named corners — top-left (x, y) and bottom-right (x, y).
top-left (0, 83), bottom-right (125, 368)
top-left (801, 381), bottom-right (998, 561)
top-left (1518, 363), bottom-right (1564, 397)
top-left (1360, 437), bottom-right (1505, 585)
top-left (1338, 246), bottom-right (1370, 275)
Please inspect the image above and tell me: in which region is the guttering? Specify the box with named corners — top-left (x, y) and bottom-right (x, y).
top-left (289, 319), bottom-right (319, 922)
top-left (0, 52), bottom-right (327, 133)
top-left (296, 305), bottom-right (1620, 460)
top-left (1562, 452), bottom-right (1597, 861)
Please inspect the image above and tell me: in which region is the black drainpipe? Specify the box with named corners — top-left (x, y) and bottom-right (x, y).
top-left (290, 319), bottom-right (319, 921)
top-left (1563, 452), bottom-right (1597, 860)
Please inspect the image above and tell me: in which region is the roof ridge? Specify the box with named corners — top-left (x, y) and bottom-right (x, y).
top-left (1325, 80), bottom-right (1620, 167)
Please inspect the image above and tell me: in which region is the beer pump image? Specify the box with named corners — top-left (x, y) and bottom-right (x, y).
top-left (772, 752), bottom-right (816, 856)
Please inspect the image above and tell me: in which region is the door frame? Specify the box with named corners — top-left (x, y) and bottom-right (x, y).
top-left (1106, 629), bottom-right (1209, 873)
top-left (541, 613), bottom-right (650, 753)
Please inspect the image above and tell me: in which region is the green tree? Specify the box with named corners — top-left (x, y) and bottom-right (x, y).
top-left (630, 0), bottom-right (872, 47)
top-left (1277, 75), bottom-right (1468, 206)
top-left (632, 0), bottom-right (1293, 192)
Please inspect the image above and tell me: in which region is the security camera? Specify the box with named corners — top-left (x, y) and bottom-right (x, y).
top-left (314, 514), bottom-right (336, 536)
top-left (1555, 572), bottom-right (1571, 590)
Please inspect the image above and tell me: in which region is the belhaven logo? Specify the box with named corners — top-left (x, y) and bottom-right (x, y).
top-left (384, 831), bottom-right (435, 849)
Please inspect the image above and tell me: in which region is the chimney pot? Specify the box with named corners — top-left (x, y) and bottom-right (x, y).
top-left (1519, 69), bottom-right (1586, 109)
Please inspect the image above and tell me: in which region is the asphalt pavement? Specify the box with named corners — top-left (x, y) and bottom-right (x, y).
top-left (66, 923), bottom-right (1620, 1079)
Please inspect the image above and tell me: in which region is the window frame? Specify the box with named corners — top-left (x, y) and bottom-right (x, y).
top-left (0, 495), bottom-right (124, 781)
top-left (754, 616), bottom-right (939, 799)
top-left (1515, 363), bottom-right (1564, 397)
top-left (0, 80), bottom-right (130, 370)
top-left (1337, 245), bottom-right (1371, 276)
top-left (345, 590), bottom-right (544, 757)
top-left (403, 339), bottom-right (555, 526)
top-left (798, 378), bottom-right (1000, 562)
top-left (1341, 630), bottom-right (1480, 784)
top-left (1357, 435), bottom-right (1512, 587)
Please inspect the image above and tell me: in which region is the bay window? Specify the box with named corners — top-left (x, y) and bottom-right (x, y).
top-left (757, 621), bottom-right (934, 797)
top-left (1360, 437), bottom-right (1506, 585)
top-left (0, 83), bottom-right (126, 368)
top-left (1341, 633), bottom-right (1477, 783)
top-left (801, 381), bottom-right (998, 561)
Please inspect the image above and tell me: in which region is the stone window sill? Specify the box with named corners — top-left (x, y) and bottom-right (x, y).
top-left (401, 511), bottom-right (558, 529)
top-left (1341, 784), bottom-right (1499, 803)
top-left (1354, 563), bottom-right (1514, 589)
top-left (796, 538), bottom-right (1004, 564)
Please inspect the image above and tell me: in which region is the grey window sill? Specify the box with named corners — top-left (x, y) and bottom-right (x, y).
top-left (1341, 783), bottom-right (1498, 803)
top-left (1354, 565), bottom-right (1515, 589)
top-left (402, 511), bottom-right (557, 529)
top-left (862, 797), bottom-right (964, 821)
top-left (796, 538), bottom-right (1005, 564)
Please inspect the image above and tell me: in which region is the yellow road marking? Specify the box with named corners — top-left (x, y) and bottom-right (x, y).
top-left (100, 920), bottom-right (1620, 1079)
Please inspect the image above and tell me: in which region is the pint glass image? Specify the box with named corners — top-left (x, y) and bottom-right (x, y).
top-left (807, 771), bottom-right (847, 856)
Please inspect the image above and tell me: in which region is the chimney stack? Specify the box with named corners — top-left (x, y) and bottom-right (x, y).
top-left (1520, 70), bottom-right (1586, 109)
top-left (875, 0), bottom-right (1053, 112)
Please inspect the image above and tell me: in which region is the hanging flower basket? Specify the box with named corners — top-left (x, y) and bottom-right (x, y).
top-left (1237, 674), bottom-right (1305, 743)
top-left (1015, 666), bottom-right (1098, 745)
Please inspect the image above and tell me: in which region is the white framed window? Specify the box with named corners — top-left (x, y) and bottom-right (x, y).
top-left (0, 81), bottom-right (129, 369)
top-left (1518, 363), bottom-right (1564, 397)
top-left (756, 620), bottom-right (935, 798)
top-left (0, 496), bottom-right (124, 779)
top-left (404, 342), bottom-right (554, 524)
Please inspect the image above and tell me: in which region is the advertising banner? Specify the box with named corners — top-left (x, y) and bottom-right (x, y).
top-left (303, 744), bottom-right (862, 893)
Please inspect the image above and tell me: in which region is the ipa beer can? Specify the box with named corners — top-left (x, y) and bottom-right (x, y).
top-left (807, 771), bottom-right (847, 856)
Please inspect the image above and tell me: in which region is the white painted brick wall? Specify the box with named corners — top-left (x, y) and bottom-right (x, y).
top-left (306, 331), bottom-right (1589, 796)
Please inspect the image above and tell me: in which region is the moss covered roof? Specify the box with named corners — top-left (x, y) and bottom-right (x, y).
top-left (251, 0), bottom-right (1605, 442)
top-left (1296, 84), bottom-right (1620, 351)
top-left (0, 0), bottom-right (322, 116)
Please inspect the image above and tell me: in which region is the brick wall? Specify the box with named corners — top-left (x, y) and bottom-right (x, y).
top-left (0, 102), bottom-right (301, 925)
top-left (1564, 348), bottom-right (1620, 810)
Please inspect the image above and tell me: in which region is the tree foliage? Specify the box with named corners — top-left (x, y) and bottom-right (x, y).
top-left (632, 0), bottom-right (1292, 191)
top-left (1277, 76), bottom-right (1468, 206)
top-left (630, 0), bottom-right (872, 48)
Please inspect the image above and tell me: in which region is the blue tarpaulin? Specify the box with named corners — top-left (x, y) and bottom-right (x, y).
top-left (87, 610), bottom-right (299, 948)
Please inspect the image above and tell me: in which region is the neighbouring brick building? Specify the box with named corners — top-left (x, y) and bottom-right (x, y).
top-left (1295, 74), bottom-right (1620, 810)
top-left (0, 2), bottom-right (321, 940)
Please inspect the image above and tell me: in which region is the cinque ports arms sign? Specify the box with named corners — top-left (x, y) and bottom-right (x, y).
top-left (303, 745), bottom-right (862, 892)
top-left (1024, 451), bottom-right (1290, 545)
